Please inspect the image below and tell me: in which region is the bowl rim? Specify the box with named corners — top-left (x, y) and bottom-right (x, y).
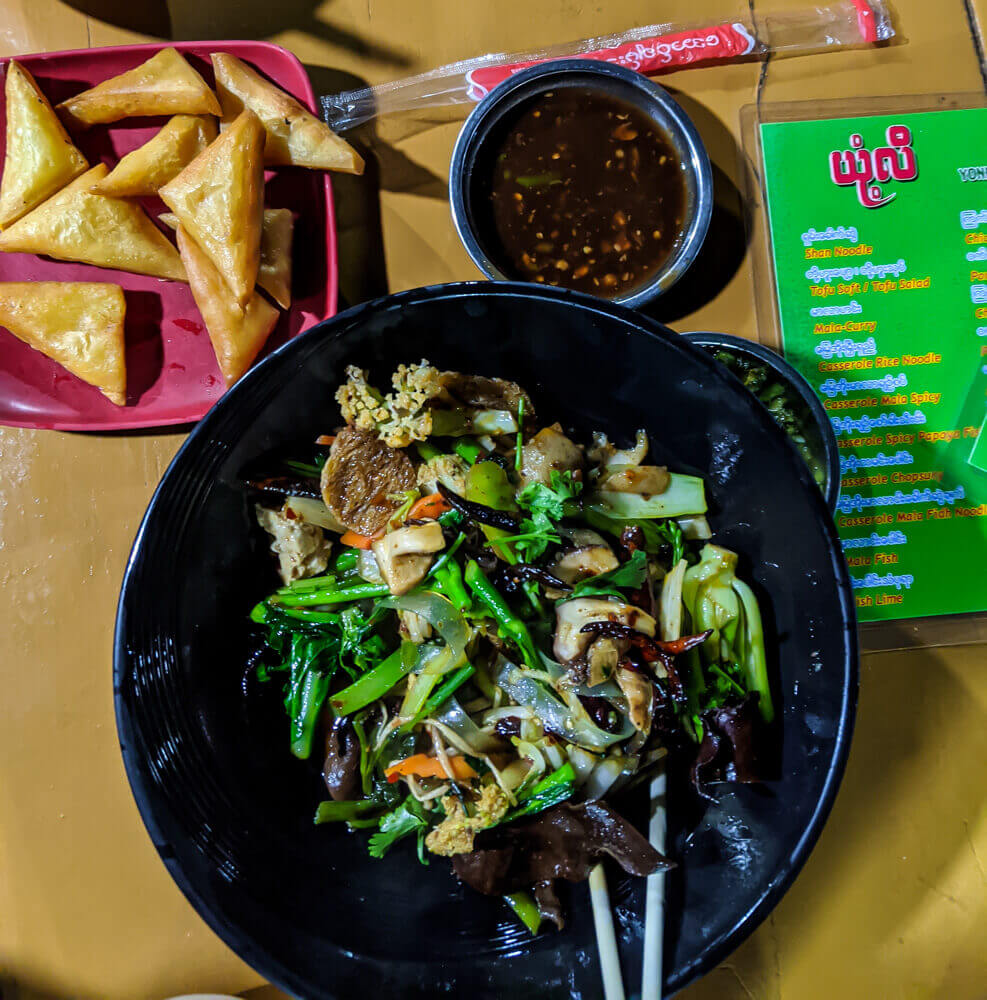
top-left (448, 58), bottom-right (713, 308)
top-left (114, 280), bottom-right (858, 998)
top-left (680, 331), bottom-right (842, 512)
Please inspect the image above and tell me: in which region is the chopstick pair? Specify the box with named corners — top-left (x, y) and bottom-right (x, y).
top-left (589, 764), bottom-right (667, 1000)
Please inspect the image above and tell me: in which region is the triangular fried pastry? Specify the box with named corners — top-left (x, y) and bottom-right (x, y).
top-left (89, 115), bottom-right (217, 198)
top-left (159, 108), bottom-right (263, 306)
top-left (176, 224), bottom-right (277, 386)
top-left (253, 207), bottom-right (293, 309)
top-left (0, 61), bottom-right (89, 229)
top-left (0, 164), bottom-right (186, 281)
top-left (159, 206), bottom-right (292, 308)
top-left (211, 53), bottom-right (363, 174)
top-left (0, 281), bottom-right (126, 404)
top-left (57, 47), bottom-right (221, 127)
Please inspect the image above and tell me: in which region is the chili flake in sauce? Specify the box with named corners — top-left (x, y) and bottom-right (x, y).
top-left (483, 88), bottom-right (687, 297)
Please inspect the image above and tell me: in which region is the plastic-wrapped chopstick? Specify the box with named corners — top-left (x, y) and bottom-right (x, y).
top-left (322, 1), bottom-right (895, 130)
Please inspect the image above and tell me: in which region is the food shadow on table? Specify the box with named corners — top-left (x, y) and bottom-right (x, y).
top-left (61, 0), bottom-right (414, 69)
top-left (682, 644), bottom-right (983, 999)
top-left (640, 91), bottom-right (751, 326)
top-left (303, 65), bottom-right (452, 309)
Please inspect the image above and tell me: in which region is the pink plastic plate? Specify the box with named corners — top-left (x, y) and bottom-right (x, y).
top-left (0, 41), bottom-right (338, 430)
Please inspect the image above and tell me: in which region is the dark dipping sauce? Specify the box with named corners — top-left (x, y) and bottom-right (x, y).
top-left (483, 88), bottom-right (686, 297)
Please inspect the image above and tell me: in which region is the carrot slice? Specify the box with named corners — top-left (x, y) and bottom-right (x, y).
top-left (408, 492), bottom-right (452, 520)
top-left (340, 530), bottom-right (374, 550)
top-left (316, 434), bottom-right (336, 445)
top-left (384, 752), bottom-right (477, 783)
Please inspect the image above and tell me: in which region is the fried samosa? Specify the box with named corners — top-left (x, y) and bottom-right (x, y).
top-left (175, 225), bottom-right (278, 387)
top-left (0, 281), bottom-right (126, 404)
top-left (57, 47), bottom-right (221, 127)
top-left (0, 164), bottom-right (186, 282)
top-left (89, 115), bottom-right (217, 198)
top-left (0, 61), bottom-right (88, 229)
top-left (159, 108), bottom-right (263, 306)
top-left (211, 53), bottom-right (363, 174)
top-left (159, 205), bottom-right (293, 308)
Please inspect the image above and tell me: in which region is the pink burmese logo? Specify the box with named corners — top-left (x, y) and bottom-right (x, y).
top-left (828, 125), bottom-right (918, 208)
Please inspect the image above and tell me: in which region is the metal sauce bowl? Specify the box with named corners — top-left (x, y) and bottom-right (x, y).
top-left (449, 59), bottom-right (713, 308)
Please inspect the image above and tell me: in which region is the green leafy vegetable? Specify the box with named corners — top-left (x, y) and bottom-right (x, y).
top-left (262, 634), bottom-right (331, 759)
top-left (266, 580), bottom-right (390, 609)
top-left (501, 763), bottom-right (575, 823)
top-left (515, 397), bottom-right (525, 472)
top-left (429, 557), bottom-right (472, 613)
top-left (465, 461), bottom-right (519, 562)
top-left (588, 473), bottom-right (706, 520)
top-left (368, 797), bottom-right (431, 863)
top-left (569, 549), bottom-right (648, 600)
top-left (682, 544), bottom-right (774, 724)
top-left (464, 561), bottom-right (541, 672)
top-left (500, 470), bottom-right (583, 562)
top-left (452, 437), bottom-right (486, 464)
top-left (582, 509), bottom-right (684, 566)
top-left (313, 799), bottom-right (380, 824)
top-left (504, 891), bottom-right (542, 935)
top-left (438, 507), bottom-right (465, 529)
top-left (330, 645), bottom-right (413, 716)
top-left (415, 440), bottom-right (442, 462)
top-left (282, 457), bottom-right (325, 478)
top-left (406, 663), bottom-right (475, 729)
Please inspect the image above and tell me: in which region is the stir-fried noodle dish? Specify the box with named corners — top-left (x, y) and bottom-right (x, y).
top-left (245, 362), bottom-right (774, 933)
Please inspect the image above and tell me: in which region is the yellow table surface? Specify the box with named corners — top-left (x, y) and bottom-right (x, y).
top-left (1, 1), bottom-right (985, 998)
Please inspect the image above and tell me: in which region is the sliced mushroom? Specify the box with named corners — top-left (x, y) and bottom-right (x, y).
top-left (372, 521), bottom-right (446, 595)
top-left (586, 637), bottom-right (622, 687)
top-left (587, 429), bottom-right (649, 469)
top-left (597, 465), bottom-right (670, 496)
top-left (616, 666), bottom-right (653, 733)
top-left (678, 514), bottom-right (713, 540)
top-left (398, 609), bottom-right (433, 643)
top-left (553, 598), bottom-right (656, 663)
top-left (439, 371), bottom-right (533, 419)
top-left (256, 504), bottom-right (332, 584)
top-left (519, 424), bottom-right (584, 487)
top-left (552, 545), bottom-right (619, 586)
top-left (417, 453), bottom-right (469, 494)
top-left (283, 495), bottom-right (347, 532)
top-left (558, 526), bottom-right (609, 548)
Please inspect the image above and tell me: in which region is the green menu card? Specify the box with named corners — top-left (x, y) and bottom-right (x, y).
top-left (760, 108), bottom-right (987, 623)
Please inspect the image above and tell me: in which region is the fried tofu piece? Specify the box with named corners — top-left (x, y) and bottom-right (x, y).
top-left (159, 205), bottom-right (292, 308)
top-left (175, 224), bottom-right (278, 387)
top-left (89, 115), bottom-right (217, 198)
top-left (56, 47), bottom-right (221, 127)
top-left (0, 61), bottom-right (89, 229)
top-left (211, 52), bottom-right (363, 174)
top-left (0, 164), bottom-right (186, 281)
top-left (159, 108), bottom-right (264, 307)
top-left (0, 281), bottom-right (126, 404)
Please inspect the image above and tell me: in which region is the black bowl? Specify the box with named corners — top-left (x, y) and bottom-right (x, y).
top-left (115, 282), bottom-right (857, 999)
top-left (681, 332), bottom-right (841, 513)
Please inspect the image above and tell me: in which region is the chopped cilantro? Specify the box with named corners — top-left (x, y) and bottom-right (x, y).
top-left (569, 549), bottom-right (648, 600)
top-left (499, 470), bottom-right (582, 562)
top-left (368, 797), bottom-right (430, 864)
